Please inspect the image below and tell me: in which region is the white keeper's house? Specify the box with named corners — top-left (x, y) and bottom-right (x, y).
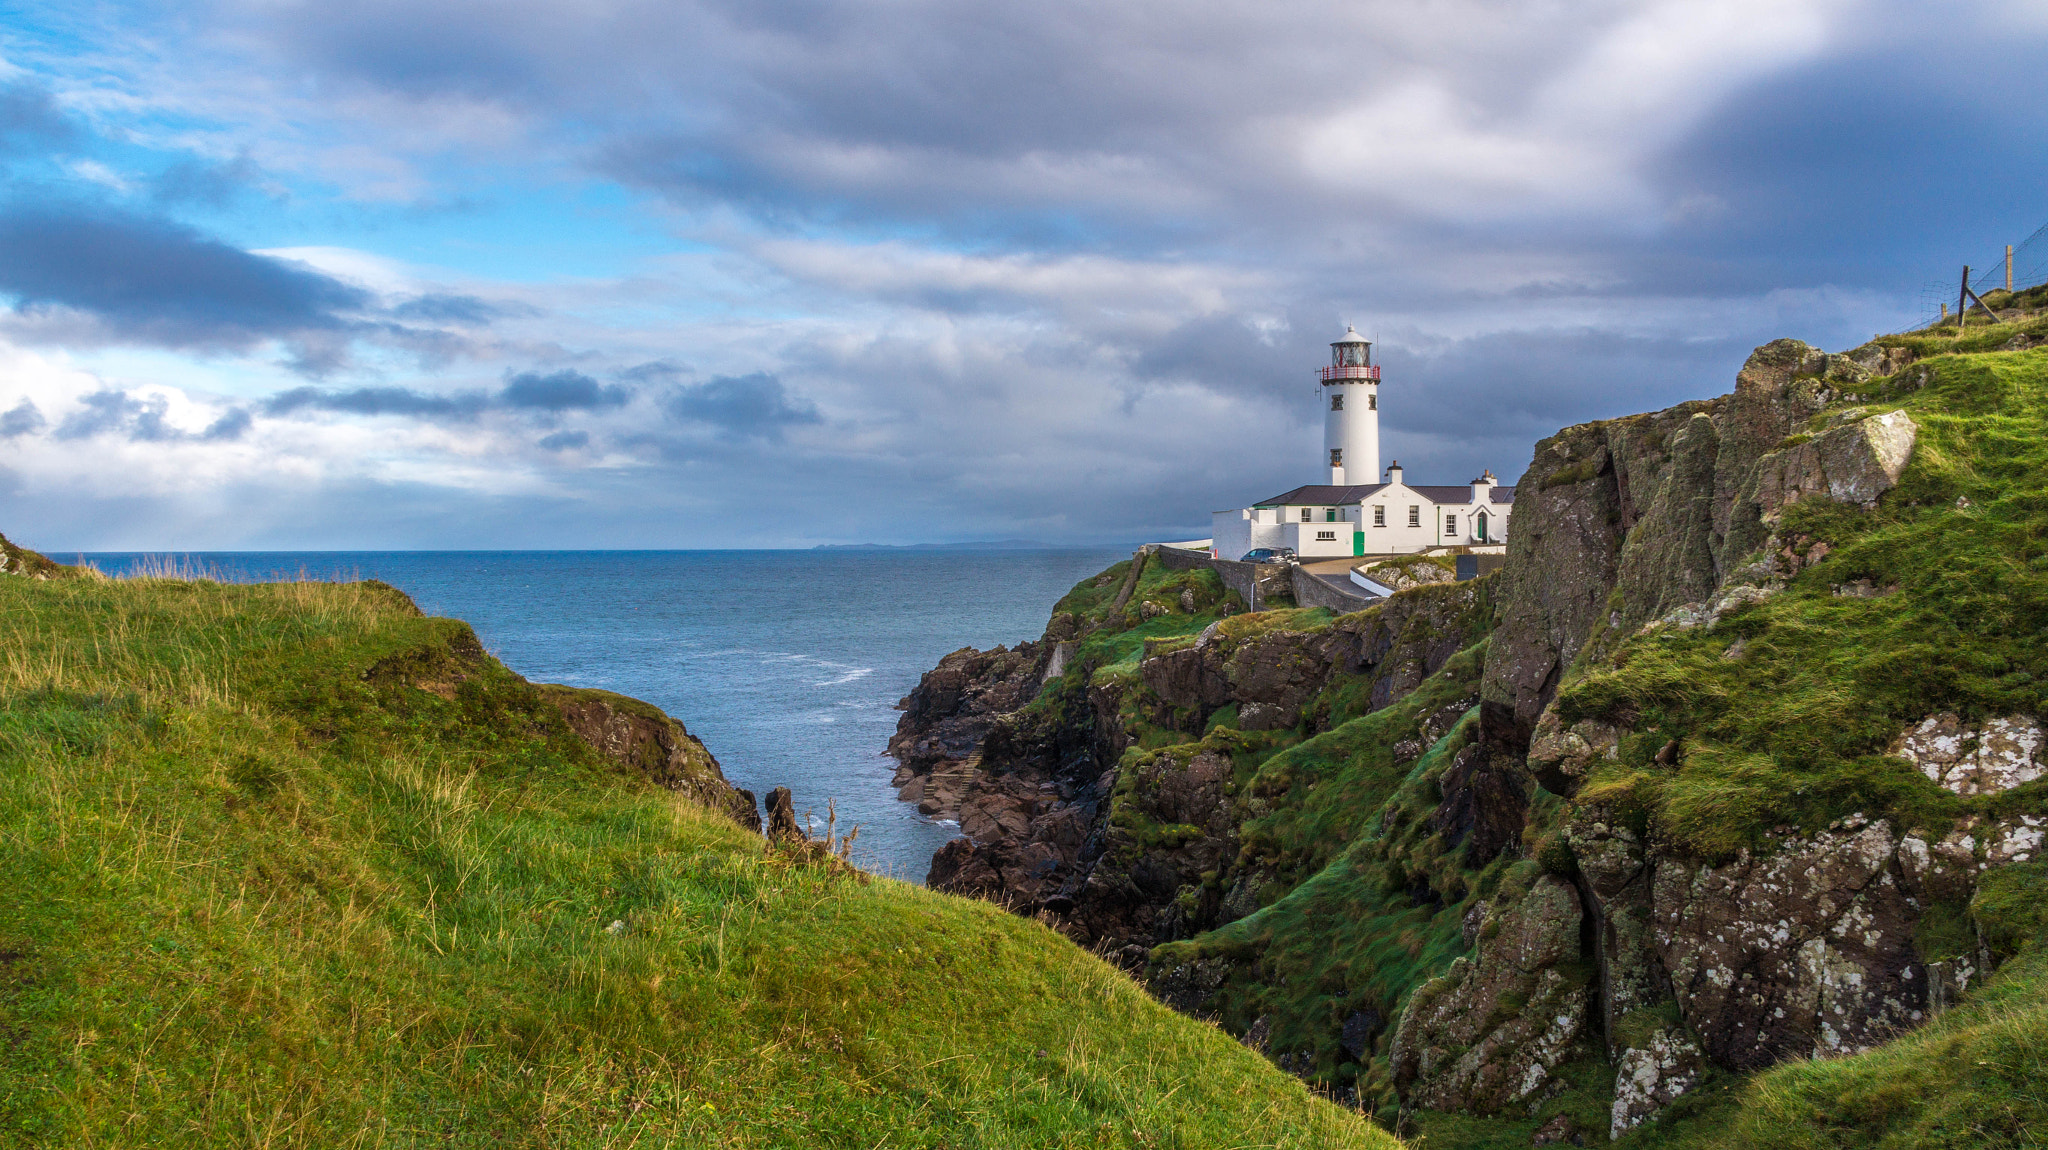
top-left (1210, 326), bottom-right (1516, 561)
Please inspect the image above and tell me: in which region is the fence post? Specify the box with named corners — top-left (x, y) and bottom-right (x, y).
top-left (2009, 246), bottom-right (2016, 293)
top-left (1959, 267), bottom-right (1971, 329)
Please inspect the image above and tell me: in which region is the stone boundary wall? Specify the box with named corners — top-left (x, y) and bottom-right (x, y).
top-left (1290, 567), bottom-right (1381, 614)
top-left (1147, 545), bottom-right (1377, 614)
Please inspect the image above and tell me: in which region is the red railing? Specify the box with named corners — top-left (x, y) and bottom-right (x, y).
top-left (1318, 364), bottom-right (1380, 382)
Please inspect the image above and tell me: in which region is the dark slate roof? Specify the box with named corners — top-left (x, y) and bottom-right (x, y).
top-left (1409, 485), bottom-right (1478, 503)
top-left (1252, 483), bottom-right (1387, 506)
top-left (1255, 482), bottom-right (1516, 507)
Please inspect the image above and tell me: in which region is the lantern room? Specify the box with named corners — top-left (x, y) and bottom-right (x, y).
top-left (1320, 326), bottom-right (1380, 382)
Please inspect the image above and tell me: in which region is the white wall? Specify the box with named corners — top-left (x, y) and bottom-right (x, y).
top-left (1321, 381), bottom-right (1380, 485)
top-left (1211, 507), bottom-right (1287, 561)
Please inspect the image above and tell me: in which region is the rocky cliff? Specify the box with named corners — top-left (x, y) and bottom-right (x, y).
top-left (894, 314), bottom-right (2048, 1145)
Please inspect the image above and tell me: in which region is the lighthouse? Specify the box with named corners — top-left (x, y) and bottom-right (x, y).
top-left (1321, 326), bottom-right (1380, 484)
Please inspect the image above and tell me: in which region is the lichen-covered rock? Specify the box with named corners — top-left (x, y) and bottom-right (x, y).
top-left (1359, 558), bottom-right (1454, 592)
top-left (1391, 876), bottom-right (1591, 1112)
top-left (1892, 713), bottom-right (2047, 795)
top-left (1527, 708), bottom-right (1622, 793)
top-left (1610, 1026), bottom-right (1706, 1138)
top-left (1652, 821), bottom-right (1923, 1068)
top-left (1753, 409), bottom-right (1917, 520)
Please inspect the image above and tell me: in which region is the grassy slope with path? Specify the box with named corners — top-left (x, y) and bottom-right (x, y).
top-left (0, 567), bottom-right (1393, 1149)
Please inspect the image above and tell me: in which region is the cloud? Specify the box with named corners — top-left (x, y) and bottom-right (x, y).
top-left (664, 373), bottom-right (821, 439)
top-left (46, 388), bottom-right (251, 443)
top-left (151, 152), bottom-right (264, 207)
top-left (537, 429), bottom-right (589, 451)
top-left (265, 384), bottom-right (490, 419)
top-left (0, 82), bottom-right (77, 157)
top-left (499, 369), bottom-right (629, 410)
top-left (390, 293), bottom-right (531, 324)
top-left (0, 203), bottom-right (370, 349)
top-left (0, 399), bottom-right (46, 438)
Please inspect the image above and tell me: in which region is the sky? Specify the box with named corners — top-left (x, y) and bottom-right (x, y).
top-left (1, 0), bottom-right (2044, 550)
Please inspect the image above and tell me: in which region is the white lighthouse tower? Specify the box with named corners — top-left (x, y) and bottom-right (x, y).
top-left (1321, 325), bottom-right (1380, 484)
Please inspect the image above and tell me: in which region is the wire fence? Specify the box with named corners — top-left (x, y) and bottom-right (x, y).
top-left (1917, 219), bottom-right (2048, 327)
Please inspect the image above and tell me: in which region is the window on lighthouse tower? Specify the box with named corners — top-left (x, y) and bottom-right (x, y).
top-left (1331, 394), bottom-right (1343, 411)
top-left (1330, 448), bottom-right (1342, 468)
top-left (1368, 393), bottom-right (1377, 411)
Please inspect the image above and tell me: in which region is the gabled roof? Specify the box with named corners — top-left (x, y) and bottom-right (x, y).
top-left (1254, 482), bottom-right (1517, 507)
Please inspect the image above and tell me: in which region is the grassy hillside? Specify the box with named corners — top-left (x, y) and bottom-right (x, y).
top-left (0, 569), bottom-right (1393, 1148)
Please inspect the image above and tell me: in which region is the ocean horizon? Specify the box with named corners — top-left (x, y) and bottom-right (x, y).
top-left (79, 547), bottom-right (1131, 881)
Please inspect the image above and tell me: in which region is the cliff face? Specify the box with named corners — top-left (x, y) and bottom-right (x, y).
top-left (897, 323), bottom-right (2048, 1142)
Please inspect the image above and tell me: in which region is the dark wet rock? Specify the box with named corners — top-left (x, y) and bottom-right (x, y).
top-left (765, 786), bottom-right (804, 842)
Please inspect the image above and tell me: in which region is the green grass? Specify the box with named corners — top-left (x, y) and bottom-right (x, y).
top-left (0, 571), bottom-right (1395, 1148)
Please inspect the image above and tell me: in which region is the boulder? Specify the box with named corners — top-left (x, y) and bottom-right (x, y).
top-left (1610, 1026), bottom-right (1707, 1138)
top-left (1754, 409), bottom-right (1917, 521)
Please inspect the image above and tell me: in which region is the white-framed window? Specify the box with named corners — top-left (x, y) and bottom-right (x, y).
top-left (1373, 505), bottom-right (1386, 527)
top-left (1316, 530), bottom-right (1336, 541)
top-left (1408, 505), bottom-right (1420, 527)
top-left (1300, 507), bottom-right (1313, 522)
top-left (1331, 394), bottom-right (1343, 411)
top-left (1330, 448), bottom-right (1343, 468)
top-left (1446, 514), bottom-right (1458, 535)
top-left (1368, 393), bottom-right (1377, 410)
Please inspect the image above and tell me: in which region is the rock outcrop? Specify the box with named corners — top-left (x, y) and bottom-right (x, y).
top-left (539, 684), bottom-right (761, 831)
top-left (1391, 876), bottom-right (1593, 1112)
top-left (902, 576), bottom-right (1494, 958)
top-left (0, 532), bottom-right (78, 579)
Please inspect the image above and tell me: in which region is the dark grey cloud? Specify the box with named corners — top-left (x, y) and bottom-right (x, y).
top-left (0, 82), bottom-right (77, 157)
top-left (390, 293), bottom-right (532, 324)
top-left (500, 369), bottom-right (629, 410)
top-left (665, 372), bottom-right (820, 439)
top-left (0, 203), bottom-right (370, 348)
top-left (259, 368), bottom-right (630, 424)
top-left (203, 409), bottom-right (254, 440)
top-left (265, 385), bottom-right (490, 419)
top-left (151, 153), bottom-right (263, 207)
top-left (0, 399), bottom-right (45, 438)
top-left (538, 429), bottom-right (589, 451)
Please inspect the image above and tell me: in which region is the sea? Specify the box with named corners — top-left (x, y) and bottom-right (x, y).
top-left (78, 548), bottom-right (1130, 882)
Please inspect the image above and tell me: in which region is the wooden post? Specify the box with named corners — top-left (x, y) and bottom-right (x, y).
top-left (1960, 266), bottom-right (1971, 329)
top-left (2009, 245), bottom-right (2016, 293)
top-left (1941, 303), bottom-right (1948, 319)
